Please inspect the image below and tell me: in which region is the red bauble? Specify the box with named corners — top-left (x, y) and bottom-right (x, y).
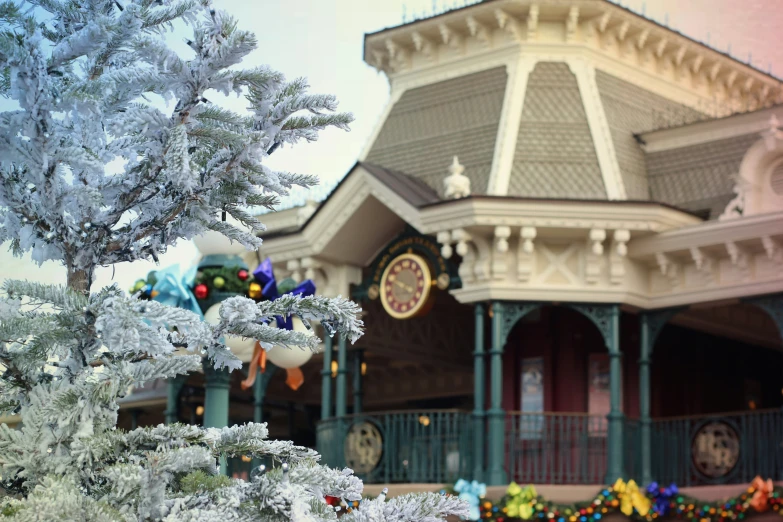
top-left (194, 283), bottom-right (209, 299)
top-left (237, 269), bottom-right (249, 281)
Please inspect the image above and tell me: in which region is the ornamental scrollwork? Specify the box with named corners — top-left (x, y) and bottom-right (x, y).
top-left (497, 302), bottom-right (543, 345)
top-left (566, 304), bottom-right (618, 351)
top-left (645, 307), bottom-right (685, 351)
top-left (344, 421), bottom-right (383, 475)
top-left (745, 294), bottom-right (783, 340)
top-left (691, 420), bottom-right (740, 481)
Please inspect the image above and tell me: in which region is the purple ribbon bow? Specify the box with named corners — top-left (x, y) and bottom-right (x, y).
top-left (252, 258), bottom-right (316, 330)
top-left (646, 482), bottom-right (678, 516)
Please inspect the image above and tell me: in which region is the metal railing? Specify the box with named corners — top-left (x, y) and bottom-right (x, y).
top-left (317, 410), bottom-right (472, 484)
top-left (316, 408), bottom-right (783, 486)
top-left (624, 417), bottom-right (641, 481)
top-left (651, 408), bottom-right (783, 486)
top-left (505, 412), bottom-right (609, 484)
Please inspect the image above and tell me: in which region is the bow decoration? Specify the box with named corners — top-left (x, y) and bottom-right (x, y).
top-left (613, 479), bottom-right (651, 517)
top-left (505, 482), bottom-right (537, 519)
top-left (454, 479), bottom-right (486, 521)
top-left (750, 476), bottom-right (774, 512)
top-left (152, 265), bottom-right (202, 318)
top-left (241, 259), bottom-right (316, 391)
top-left (646, 481), bottom-right (678, 517)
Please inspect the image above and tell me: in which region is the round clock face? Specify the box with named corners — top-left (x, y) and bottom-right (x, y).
top-left (379, 253), bottom-right (432, 319)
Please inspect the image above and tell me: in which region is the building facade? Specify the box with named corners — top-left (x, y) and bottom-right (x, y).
top-left (120, 0), bottom-right (783, 492)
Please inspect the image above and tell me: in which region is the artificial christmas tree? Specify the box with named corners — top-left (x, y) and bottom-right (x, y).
top-left (0, 0), bottom-right (467, 520)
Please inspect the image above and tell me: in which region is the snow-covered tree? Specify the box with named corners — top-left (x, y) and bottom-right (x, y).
top-left (0, 0), bottom-right (468, 520)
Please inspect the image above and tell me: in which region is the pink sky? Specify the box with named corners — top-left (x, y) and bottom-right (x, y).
top-left (623, 0), bottom-right (783, 76)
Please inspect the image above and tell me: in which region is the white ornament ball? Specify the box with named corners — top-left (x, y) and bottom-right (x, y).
top-left (193, 216), bottom-right (252, 255)
top-left (204, 303), bottom-right (256, 362)
top-left (265, 316), bottom-right (314, 369)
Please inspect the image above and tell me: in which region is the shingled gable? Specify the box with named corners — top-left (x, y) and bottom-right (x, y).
top-left (639, 104), bottom-right (783, 219)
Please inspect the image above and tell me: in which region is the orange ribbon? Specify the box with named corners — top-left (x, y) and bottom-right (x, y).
top-left (750, 476), bottom-right (774, 512)
top-left (240, 342), bottom-right (304, 391)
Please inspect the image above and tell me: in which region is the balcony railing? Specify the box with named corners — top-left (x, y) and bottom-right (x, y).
top-left (651, 408), bottom-right (783, 486)
top-left (316, 409), bottom-right (783, 485)
top-left (317, 410), bottom-right (472, 484)
top-left (506, 412), bottom-right (609, 484)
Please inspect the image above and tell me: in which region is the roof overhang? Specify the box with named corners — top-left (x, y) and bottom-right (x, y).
top-left (258, 163), bottom-right (430, 267)
top-left (418, 196), bottom-right (700, 235)
top-left (639, 105), bottom-right (783, 153)
top-left (362, 0), bottom-right (781, 113)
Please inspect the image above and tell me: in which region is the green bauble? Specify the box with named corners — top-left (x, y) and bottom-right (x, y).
top-left (213, 276), bottom-right (226, 289)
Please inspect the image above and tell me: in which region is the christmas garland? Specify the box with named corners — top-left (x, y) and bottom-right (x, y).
top-left (193, 266), bottom-right (251, 296)
top-left (445, 476), bottom-right (781, 522)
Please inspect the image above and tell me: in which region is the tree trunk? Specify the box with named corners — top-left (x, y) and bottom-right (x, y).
top-left (67, 267), bottom-right (93, 296)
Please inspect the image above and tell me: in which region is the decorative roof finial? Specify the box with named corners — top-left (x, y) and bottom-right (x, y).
top-left (443, 156), bottom-right (471, 199)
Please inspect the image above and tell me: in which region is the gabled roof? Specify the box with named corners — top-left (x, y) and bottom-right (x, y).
top-left (360, 162), bottom-right (440, 207)
top-left (261, 161), bottom-right (437, 241)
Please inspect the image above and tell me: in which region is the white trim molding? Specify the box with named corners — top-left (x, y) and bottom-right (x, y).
top-left (486, 55), bottom-right (537, 195)
top-left (568, 58), bottom-right (627, 200)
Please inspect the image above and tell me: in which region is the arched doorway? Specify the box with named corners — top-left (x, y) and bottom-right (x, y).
top-left (502, 306), bottom-right (615, 484)
top-left (642, 296), bottom-right (783, 487)
top-left (484, 302), bottom-right (626, 486)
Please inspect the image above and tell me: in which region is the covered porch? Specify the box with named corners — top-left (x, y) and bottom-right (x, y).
top-left (316, 296), bottom-right (783, 487)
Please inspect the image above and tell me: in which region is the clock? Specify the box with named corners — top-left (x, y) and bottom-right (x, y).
top-left (379, 253), bottom-right (433, 319)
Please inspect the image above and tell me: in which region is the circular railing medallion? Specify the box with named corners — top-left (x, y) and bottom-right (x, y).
top-left (344, 421), bottom-right (383, 475)
top-left (691, 420), bottom-right (740, 479)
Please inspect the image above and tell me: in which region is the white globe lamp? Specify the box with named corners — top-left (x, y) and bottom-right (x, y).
top-left (265, 316), bottom-right (314, 369)
top-left (203, 303), bottom-right (257, 362)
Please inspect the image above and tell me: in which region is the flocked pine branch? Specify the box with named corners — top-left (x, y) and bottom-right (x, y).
top-left (0, 0), bottom-right (467, 519)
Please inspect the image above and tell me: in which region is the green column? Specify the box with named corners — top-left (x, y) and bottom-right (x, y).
top-left (639, 314), bottom-right (653, 486)
top-left (605, 306), bottom-right (626, 484)
top-left (335, 336), bottom-right (348, 418)
top-left (203, 360), bottom-right (231, 474)
top-left (164, 374), bottom-right (188, 425)
top-left (487, 302), bottom-right (507, 485)
top-left (320, 335), bottom-right (334, 420)
top-left (472, 303), bottom-right (486, 482)
top-left (352, 350), bottom-right (364, 415)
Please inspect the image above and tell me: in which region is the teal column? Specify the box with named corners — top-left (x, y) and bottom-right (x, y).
top-left (639, 314), bottom-right (653, 486)
top-left (605, 306), bottom-right (625, 484)
top-left (164, 374), bottom-right (188, 425)
top-left (352, 350), bottom-right (364, 415)
top-left (320, 335), bottom-right (334, 420)
top-left (487, 302), bottom-right (507, 485)
top-left (472, 303), bottom-right (486, 482)
top-left (335, 336), bottom-right (348, 418)
top-left (203, 360), bottom-right (231, 474)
